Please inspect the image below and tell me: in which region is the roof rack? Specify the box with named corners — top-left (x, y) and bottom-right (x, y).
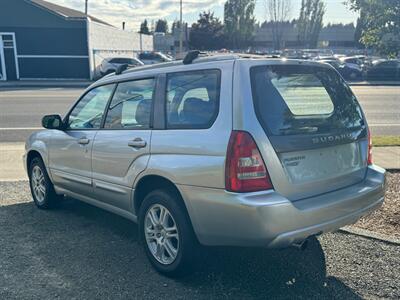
top-left (183, 50), bottom-right (207, 64)
top-left (111, 53), bottom-right (270, 77)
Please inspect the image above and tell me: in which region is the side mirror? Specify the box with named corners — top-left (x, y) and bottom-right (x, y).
top-left (42, 114), bottom-right (64, 130)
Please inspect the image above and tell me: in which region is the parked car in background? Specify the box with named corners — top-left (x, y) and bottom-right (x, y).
top-left (137, 52), bottom-right (173, 65)
top-left (339, 56), bottom-right (365, 65)
top-left (319, 59), bottom-right (363, 80)
top-left (314, 55), bottom-right (337, 61)
top-left (25, 54), bottom-right (385, 276)
top-left (281, 49), bottom-right (308, 60)
top-left (302, 49), bottom-right (334, 59)
top-left (339, 56), bottom-right (367, 70)
top-left (366, 59), bottom-right (400, 81)
top-left (99, 57), bottom-right (144, 77)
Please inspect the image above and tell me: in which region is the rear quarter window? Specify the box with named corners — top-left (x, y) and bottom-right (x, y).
top-left (165, 69), bottom-right (221, 129)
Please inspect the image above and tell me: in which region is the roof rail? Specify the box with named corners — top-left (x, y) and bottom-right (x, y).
top-left (110, 53), bottom-right (269, 77)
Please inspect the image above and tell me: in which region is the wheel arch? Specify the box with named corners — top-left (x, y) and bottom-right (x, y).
top-left (26, 142), bottom-right (51, 180)
top-left (133, 174), bottom-right (200, 244)
top-left (133, 175), bottom-right (186, 214)
top-left (26, 149), bottom-right (44, 170)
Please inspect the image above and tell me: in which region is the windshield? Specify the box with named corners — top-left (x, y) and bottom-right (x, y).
top-left (251, 64), bottom-right (365, 136)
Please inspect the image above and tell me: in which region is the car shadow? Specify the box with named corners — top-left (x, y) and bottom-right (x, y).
top-left (0, 198), bottom-right (362, 299)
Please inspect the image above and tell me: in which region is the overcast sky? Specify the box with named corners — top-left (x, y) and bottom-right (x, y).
top-left (47, 0), bottom-right (359, 31)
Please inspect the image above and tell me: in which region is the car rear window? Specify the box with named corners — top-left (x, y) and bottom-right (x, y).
top-left (270, 73), bottom-right (334, 116)
top-left (250, 64), bottom-right (364, 136)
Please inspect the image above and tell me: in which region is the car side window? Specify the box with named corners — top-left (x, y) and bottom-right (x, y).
top-left (67, 84), bottom-right (115, 129)
top-left (103, 78), bottom-right (155, 129)
top-left (166, 70), bottom-right (220, 129)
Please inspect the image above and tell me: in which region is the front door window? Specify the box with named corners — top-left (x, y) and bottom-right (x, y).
top-left (67, 84), bottom-right (115, 129)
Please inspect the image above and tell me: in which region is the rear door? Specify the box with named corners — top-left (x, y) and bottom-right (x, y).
top-left (248, 62), bottom-right (368, 201)
top-left (91, 77), bottom-right (155, 211)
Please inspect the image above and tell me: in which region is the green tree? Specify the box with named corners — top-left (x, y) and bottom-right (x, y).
top-left (155, 19), bottom-right (169, 33)
top-left (224, 0), bottom-right (256, 49)
top-left (354, 16), bottom-right (365, 48)
top-left (189, 11), bottom-right (225, 50)
top-left (347, 0), bottom-right (400, 57)
top-left (171, 20), bottom-right (179, 33)
top-left (139, 19), bottom-right (150, 35)
top-left (263, 0), bottom-right (292, 50)
top-left (297, 0), bottom-right (325, 48)
top-left (171, 20), bottom-right (188, 34)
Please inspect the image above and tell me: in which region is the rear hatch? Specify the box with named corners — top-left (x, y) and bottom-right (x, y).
top-left (250, 63), bottom-right (368, 201)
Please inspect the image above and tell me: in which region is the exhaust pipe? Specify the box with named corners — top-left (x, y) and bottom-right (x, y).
top-left (292, 239), bottom-right (308, 251)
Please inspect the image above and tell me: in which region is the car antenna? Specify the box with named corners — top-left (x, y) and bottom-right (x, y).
top-left (115, 63), bottom-right (129, 75)
top-left (183, 50), bottom-right (205, 65)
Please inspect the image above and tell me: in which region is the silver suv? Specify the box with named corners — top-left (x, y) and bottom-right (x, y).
top-left (25, 54), bottom-right (386, 276)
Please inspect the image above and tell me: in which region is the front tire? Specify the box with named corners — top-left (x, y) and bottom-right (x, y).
top-left (139, 190), bottom-right (197, 277)
top-left (29, 157), bottom-right (60, 209)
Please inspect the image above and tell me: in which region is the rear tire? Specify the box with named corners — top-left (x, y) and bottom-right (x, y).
top-left (139, 189), bottom-right (197, 277)
top-left (28, 157), bottom-right (60, 209)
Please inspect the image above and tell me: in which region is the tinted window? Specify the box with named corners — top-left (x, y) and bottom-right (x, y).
top-left (68, 84), bottom-right (115, 129)
top-left (251, 65), bottom-right (364, 136)
top-left (270, 73), bottom-right (334, 116)
top-left (139, 53), bottom-right (158, 60)
top-left (166, 70), bottom-right (220, 129)
top-left (344, 58), bottom-right (361, 64)
top-left (109, 58), bottom-right (138, 65)
top-left (104, 79), bottom-right (154, 129)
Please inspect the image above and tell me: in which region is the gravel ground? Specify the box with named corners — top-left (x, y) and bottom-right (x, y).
top-left (354, 171), bottom-right (400, 238)
top-left (0, 181), bottom-right (399, 299)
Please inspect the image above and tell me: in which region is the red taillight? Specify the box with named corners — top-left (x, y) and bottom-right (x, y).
top-left (225, 131), bottom-right (273, 193)
top-left (367, 128), bottom-right (373, 165)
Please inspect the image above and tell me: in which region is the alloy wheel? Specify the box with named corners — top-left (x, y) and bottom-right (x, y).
top-left (144, 204), bottom-right (180, 265)
top-left (31, 165), bottom-right (46, 203)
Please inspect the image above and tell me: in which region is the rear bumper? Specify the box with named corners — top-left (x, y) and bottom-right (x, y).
top-left (179, 164), bottom-right (386, 248)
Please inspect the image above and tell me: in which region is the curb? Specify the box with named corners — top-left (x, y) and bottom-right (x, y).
top-left (339, 226), bottom-right (400, 245)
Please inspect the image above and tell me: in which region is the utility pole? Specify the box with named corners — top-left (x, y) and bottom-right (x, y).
top-left (85, 0), bottom-right (88, 15)
top-left (179, 0), bottom-right (183, 54)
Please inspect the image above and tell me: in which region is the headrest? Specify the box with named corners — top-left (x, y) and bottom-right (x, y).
top-left (181, 97), bottom-right (213, 125)
top-left (135, 99), bottom-right (152, 126)
top-left (182, 97), bottom-right (209, 112)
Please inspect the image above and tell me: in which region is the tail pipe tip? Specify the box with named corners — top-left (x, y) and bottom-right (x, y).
top-left (291, 239), bottom-right (309, 251)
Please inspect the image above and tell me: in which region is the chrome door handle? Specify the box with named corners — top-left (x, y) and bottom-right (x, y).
top-left (78, 138), bottom-right (90, 145)
top-left (128, 138), bottom-right (147, 148)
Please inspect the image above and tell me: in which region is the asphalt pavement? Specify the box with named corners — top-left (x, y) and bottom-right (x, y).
top-left (0, 181), bottom-right (399, 299)
top-left (0, 86), bottom-right (399, 143)
top-left (353, 86), bottom-right (400, 136)
top-left (0, 88), bottom-right (81, 142)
